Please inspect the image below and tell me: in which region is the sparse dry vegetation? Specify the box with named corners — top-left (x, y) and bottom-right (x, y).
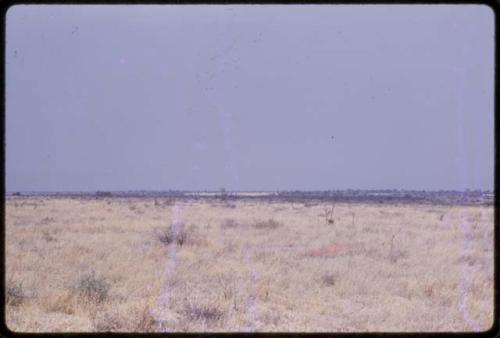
top-left (322, 205), bottom-right (335, 225)
top-left (252, 219), bottom-right (282, 230)
top-left (320, 274), bottom-right (336, 287)
top-left (74, 271), bottom-right (110, 304)
top-left (183, 303), bottom-right (224, 324)
top-left (6, 281), bottom-right (26, 307)
top-left (154, 223), bottom-right (188, 246)
top-left (220, 218), bottom-right (240, 229)
top-left (5, 196), bottom-right (494, 332)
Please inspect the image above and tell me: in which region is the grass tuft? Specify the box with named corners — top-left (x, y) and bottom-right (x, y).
top-left (6, 281), bottom-right (26, 307)
top-left (183, 303), bottom-right (224, 323)
top-left (253, 219), bottom-right (282, 230)
top-left (135, 305), bottom-right (158, 332)
top-left (40, 217), bottom-right (56, 225)
top-left (74, 271), bottom-right (110, 304)
top-left (92, 311), bottom-right (125, 332)
top-left (321, 274), bottom-right (337, 287)
top-left (155, 223), bottom-right (188, 246)
top-left (221, 218), bottom-right (240, 229)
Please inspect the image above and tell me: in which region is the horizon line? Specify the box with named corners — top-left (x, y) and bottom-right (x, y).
top-left (5, 189), bottom-right (494, 193)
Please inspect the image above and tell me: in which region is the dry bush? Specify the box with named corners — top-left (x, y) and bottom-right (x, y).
top-left (423, 284), bottom-right (434, 298)
top-left (261, 310), bottom-right (281, 327)
top-left (388, 228), bottom-right (406, 263)
top-left (135, 306), bottom-right (158, 332)
top-left (92, 311), bottom-right (125, 332)
top-left (253, 219), bottom-right (282, 230)
top-left (220, 218), bottom-right (240, 229)
top-left (128, 205), bottom-right (144, 215)
top-left (322, 205), bottom-right (335, 224)
top-left (388, 248), bottom-right (407, 263)
top-left (348, 206), bottom-right (356, 227)
top-left (183, 303), bottom-right (224, 324)
top-left (74, 271), bottom-right (110, 304)
top-left (41, 230), bottom-right (56, 242)
top-left (46, 292), bottom-right (77, 315)
top-left (40, 217), bottom-right (55, 225)
top-left (217, 239), bottom-right (238, 256)
top-left (156, 198), bottom-right (175, 207)
top-left (254, 250), bottom-right (268, 262)
top-left (154, 223), bottom-right (188, 246)
top-left (6, 281), bottom-right (26, 307)
top-left (321, 274), bottom-right (337, 287)
top-left (456, 255), bottom-right (477, 266)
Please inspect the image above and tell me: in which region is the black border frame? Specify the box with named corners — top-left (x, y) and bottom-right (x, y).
top-left (0, 1), bottom-right (498, 337)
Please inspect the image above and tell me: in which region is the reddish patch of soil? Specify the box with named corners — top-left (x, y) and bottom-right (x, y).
top-left (304, 243), bottom-right (352, 257)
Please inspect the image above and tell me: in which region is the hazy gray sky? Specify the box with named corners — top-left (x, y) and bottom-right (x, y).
top-left (6, 5), bottom-right (494, 191)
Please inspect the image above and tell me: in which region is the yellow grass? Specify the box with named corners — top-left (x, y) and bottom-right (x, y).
top-left (5, 197), bottom-right (494, 332)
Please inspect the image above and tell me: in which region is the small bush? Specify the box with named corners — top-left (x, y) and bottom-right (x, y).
top-left (47, 292), bottom-right (76, 314)
top-left (457, 255), bottom-right (477, 266)
top-left (41, 230), bottom-right (56, 242)
top-left (253, 219), bottom-right (282, 230)
top-left (156, 227), bottom-right (174, 244)
top-left (135, 306), bottom-right (158, 332)
top-left (388, 228), bottom-right (406, 263)
top-left (155, 223), bottom-right (188, 246)
top-left (322, 205), bottom-right (335, 225)
top-left (6, 281), bottom-right (25, 307)
top-left (184, 303), bottom-right (224, 323)
top-left (129, 205), bottom-right (144, 214)
top-left (423, 284), bottom-right (434, 298)
top-left (92, 312), bottom-right (124, 331)
top-left (163, 198), bottom-right (174, 206)
top-left (40, 217), bottom-right (55, 225)
top-left (321, 274), bottom-right (336, 287)
top-left (221, 218), bottom-right (240, 229)
top-left (388, 248), bottom-right (407, 263)
top-left (75, 271), bottom-right (110, 304)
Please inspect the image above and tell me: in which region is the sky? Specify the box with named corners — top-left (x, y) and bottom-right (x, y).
top-left (5, 5), bottom-right (495, 191)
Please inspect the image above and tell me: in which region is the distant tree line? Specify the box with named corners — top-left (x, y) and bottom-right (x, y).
top-left (95, 191), bottom-right (113, 198)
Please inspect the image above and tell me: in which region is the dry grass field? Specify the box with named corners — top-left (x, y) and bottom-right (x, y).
top-left (4, 196), bottom-right (494, 332)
